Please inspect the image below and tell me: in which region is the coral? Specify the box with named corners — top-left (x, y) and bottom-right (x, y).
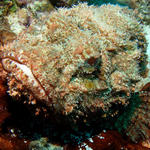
top-left (0, 0), bottom-right (54, 17)
top-left (0, 0), bottom-right (18, 17)
top-left (27, 0), bottom-right (54, 14)
top-left (0, 3), bottom-right (149, 143)
top-left (29, 138), bottom-right (63, 150)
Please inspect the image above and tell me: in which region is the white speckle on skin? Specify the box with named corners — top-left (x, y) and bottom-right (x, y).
top-left (100, 136), bottom-right (105, 139)
top-left (81, 143), bottom-right (87, 147)
top-left (85, 145), bottom-right (93, 150)
top-left (16, 63), bottom-right (39, 86)
top-left (24, 140), bottom-right (27, 143)
top-left (11, 133), bottom-right (17, 137)
top-left (88, 138), bottom-right (94, 143)
top-left (10, 129), bottom-right (14, 133)
top-left (97, 135), bottom-right (105, 139)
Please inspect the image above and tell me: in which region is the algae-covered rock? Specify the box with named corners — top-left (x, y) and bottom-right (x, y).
top-left (29, 138), bottom-right (63, 150)
top-left (0, 0), bottom-right (18, 16)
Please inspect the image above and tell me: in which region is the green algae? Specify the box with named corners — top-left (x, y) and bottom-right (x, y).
top-left (0, 0), bottom-right (18, 16)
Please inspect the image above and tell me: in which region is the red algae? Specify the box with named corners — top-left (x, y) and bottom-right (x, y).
top-left (0, 134), bottom-right (29, 150)
top-left (0, 66), bottom-right (10, 125)
top-left (0, 136), bottom-right (13, 150)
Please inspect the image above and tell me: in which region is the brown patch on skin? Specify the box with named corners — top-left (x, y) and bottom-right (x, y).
top-left (0, 63), bottom-right (7, 83)
top-left (0, 31), bottom-right (16, 45)
top-left (87, 57), bottom-right (97, 66)
top-left (140, 82), bottom-right (150, 91)
top-left (0, 80), bottom-right (7, 98)
top-left (0, 68), bottom-right (10, 125)
top-left (0, 18), bottom-right (16, 45)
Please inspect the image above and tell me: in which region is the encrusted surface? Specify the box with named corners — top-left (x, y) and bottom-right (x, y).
top-left (116, 0), bottom-right (150, 24)
top-left (0, 3), bottom-right (149, 143)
